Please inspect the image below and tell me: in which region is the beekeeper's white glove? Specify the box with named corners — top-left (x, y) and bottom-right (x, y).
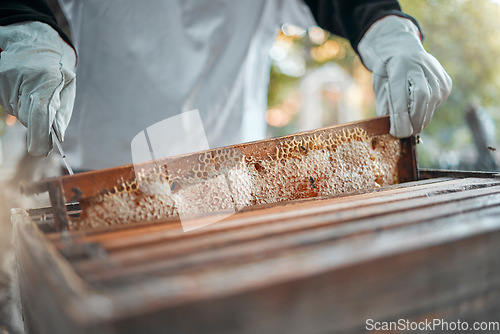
top-left (358, 15), bottom-right (452, 138)
top-left (0, 21), bottom-right (76, 156)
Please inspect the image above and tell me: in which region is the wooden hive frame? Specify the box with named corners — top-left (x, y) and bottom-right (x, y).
top-left (20, 116), bottom-right (418, 232)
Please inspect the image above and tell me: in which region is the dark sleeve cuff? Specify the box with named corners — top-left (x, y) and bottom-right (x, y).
top-left (304, 0), bottom-right (422, 53)
top-left (0, 0), bottom-right (73, 48)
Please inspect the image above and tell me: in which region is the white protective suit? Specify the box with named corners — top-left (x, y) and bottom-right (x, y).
top-left (58, 0), bottom-right (315, 170)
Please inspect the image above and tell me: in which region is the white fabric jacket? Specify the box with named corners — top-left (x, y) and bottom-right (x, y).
top-left (58, 0), bottom-right (315, 170)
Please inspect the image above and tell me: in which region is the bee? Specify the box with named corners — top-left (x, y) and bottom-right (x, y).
top-left (416, 135), bottom-right (423, 144)
top-left (488, 146), bottom-right (497, 152)
top-left (309, 176), bottom-right (316, 189)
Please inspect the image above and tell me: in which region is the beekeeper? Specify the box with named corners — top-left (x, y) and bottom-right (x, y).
top-left (0, 0), bottom-right (451, 171)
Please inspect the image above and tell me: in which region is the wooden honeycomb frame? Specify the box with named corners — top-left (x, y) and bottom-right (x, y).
top-left (21, 116), bottom-right (417, 231)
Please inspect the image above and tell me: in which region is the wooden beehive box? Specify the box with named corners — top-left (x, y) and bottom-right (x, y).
top-left (19, 117), bottom-right (500, 333)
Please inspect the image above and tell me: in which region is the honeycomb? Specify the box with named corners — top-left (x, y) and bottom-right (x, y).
top-left (72, 128), bottom-right (401, 230)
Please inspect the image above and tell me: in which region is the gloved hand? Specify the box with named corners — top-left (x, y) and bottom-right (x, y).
top-left (358, 15), bottom-right (452, 138)
top-left (0, 21), bottom-right (76, 156)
